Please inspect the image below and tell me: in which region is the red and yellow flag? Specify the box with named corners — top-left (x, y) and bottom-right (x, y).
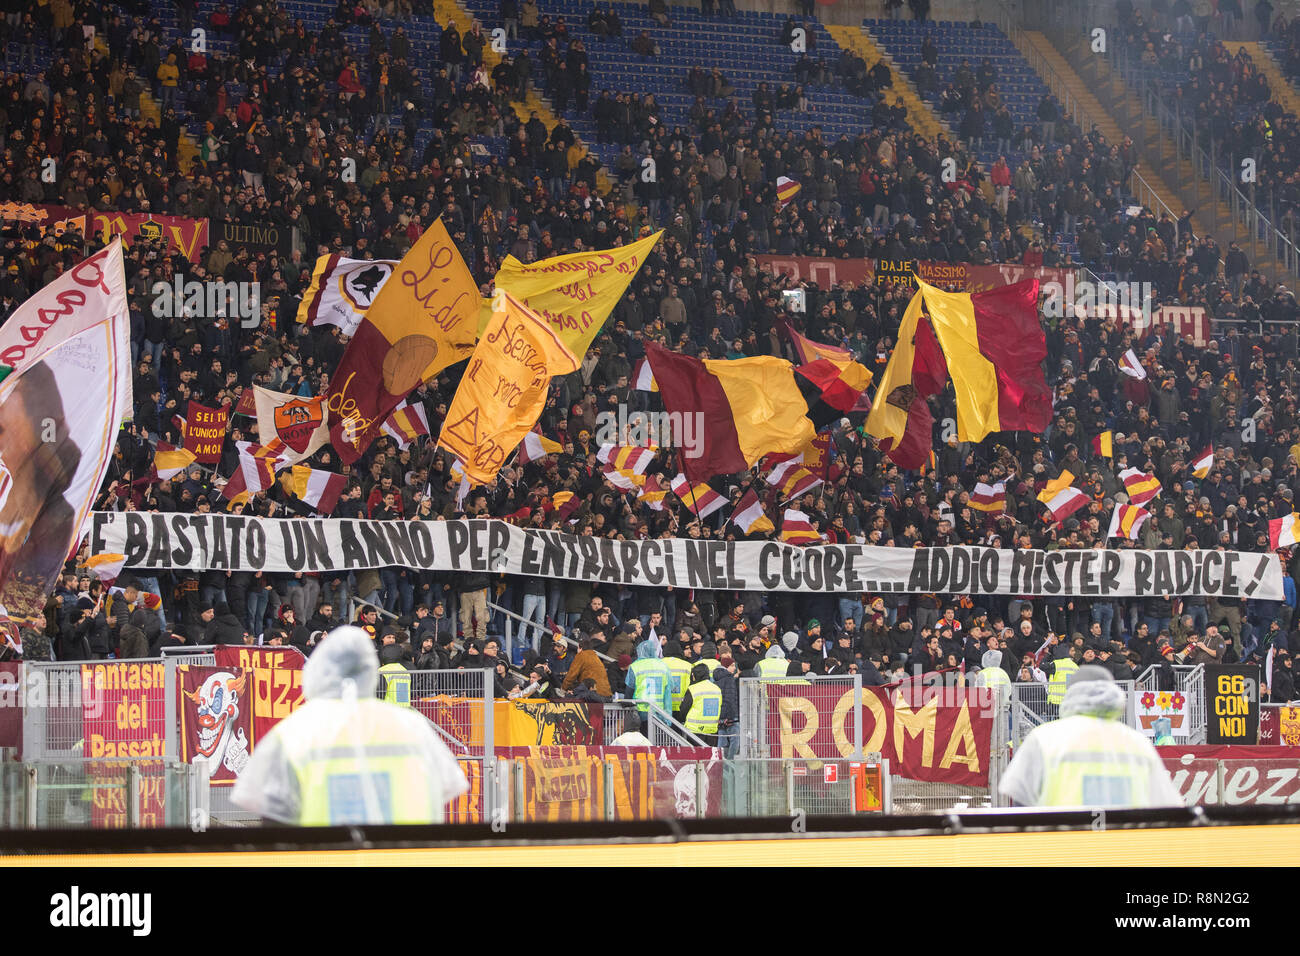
top-left (913, 277), bottom-right (1051, 443)
top-left (326, 218), bottom-right (479, 464)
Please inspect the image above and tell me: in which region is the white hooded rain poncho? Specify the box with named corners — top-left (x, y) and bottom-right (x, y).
top-left (232, 626), bottom-right (468, 825)
top-left (998, 665), bottom-right (1182, 808)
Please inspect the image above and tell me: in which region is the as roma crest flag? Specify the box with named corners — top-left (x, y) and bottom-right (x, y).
top-left (326, 218), bottom-right (480, 464)
top-left (438, 291), bottom-right (580, 484)
top-left (254, 385), bottom-right (329, 464)
top-left (179, 665), bottom-right (253, 785)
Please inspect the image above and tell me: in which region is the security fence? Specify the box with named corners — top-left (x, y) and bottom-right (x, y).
top-left (1008, 679), bottom-right (1138, 750)
top-left (601, 700), bottom-right (708, 748)
top-left (740, 675), bottom-right (865, 759)
top-left (721, 758), bottom-right (890, 817)
top-left (1137, 664), bottom-right (1207, 745)
top-left (376, 668), bottom-right (495, 757)
top-left (21, 660), bottom-right (175, 762)
top-left (0, 759), bottom-right (202, 829)
top-left (739, 675), bottom-right (1009, 811)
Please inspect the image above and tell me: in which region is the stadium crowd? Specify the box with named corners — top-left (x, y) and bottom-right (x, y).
top-left (0, 0), bottom-right (1298, 709)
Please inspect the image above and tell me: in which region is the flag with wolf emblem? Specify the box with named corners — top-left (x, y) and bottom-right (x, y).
top-left (294, 255), bottom-right (397, 336)
top-left (253, 385), bottom-right (329, 467)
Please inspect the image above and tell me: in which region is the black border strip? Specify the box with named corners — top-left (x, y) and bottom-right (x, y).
top-left (0, 804), bottom-right (1297, 855)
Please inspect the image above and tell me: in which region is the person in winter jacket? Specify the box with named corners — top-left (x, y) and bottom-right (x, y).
top-left (546, 632), bottom-right (574, 682)
top-left (119, 624), bottom-right (149, 660)
top-left (712, 658), bottom-right (741, 757)
top-left (561, 635), bottom-right (612, 698)
top-left (209, 603), bottom-right (245, 644)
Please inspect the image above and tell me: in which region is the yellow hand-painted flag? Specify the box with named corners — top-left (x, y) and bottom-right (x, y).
top-left (325, 217), bottom-right (480, 464)
top-left (491, 230), bottom-right (663, 358)
top-left (437, 292), bottom-right (580, 484)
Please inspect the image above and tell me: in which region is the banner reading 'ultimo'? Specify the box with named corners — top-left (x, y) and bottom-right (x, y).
top-left (90, 514), bottom-right (1283, 598)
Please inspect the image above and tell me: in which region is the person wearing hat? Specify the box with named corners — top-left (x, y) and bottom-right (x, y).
top-left (1000, 666), bottom-right (1180, 807)
top-left (546, 632), bottom-right (574, 683)
top-left (676, 661), bottom-right (723, 747)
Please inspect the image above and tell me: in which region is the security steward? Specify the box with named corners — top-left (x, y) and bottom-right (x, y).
top-left (661, 640), bottom-right (693, 713)
top-left (378, 660), bottom-right (413, 706)
top-left (676, 662), bottom-right (723, 747)
top-left (999, 666), bottom-right (1180, 807)
top-left (1045, 643), bottom-right (1079, 714)
top-left (232, 627), bottom-right (468, 825)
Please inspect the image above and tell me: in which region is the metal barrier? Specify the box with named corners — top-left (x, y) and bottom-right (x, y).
top-left (384, 668), bottom-right (495, 757)
top-left (601, 699), bottom-right (708, 748)
top-left (0, 759), bottom-right (201, 829)
top-left (1137, 663), bottom-right (1207, 744)
top-left (21, 659), bottom-right (175, 762)
top-left (739, 675), bottom-right (865, 759)
top-left (739, 675), bottom-right (1011, 811)
top-left (722, 758), bottom-right (891, 817)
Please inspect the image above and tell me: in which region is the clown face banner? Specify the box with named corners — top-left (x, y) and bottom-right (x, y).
top-left (179, 666), bottom-right (253, 784)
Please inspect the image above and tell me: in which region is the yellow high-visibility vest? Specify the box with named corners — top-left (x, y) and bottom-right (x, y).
top-left (683, 679), bottom-right (722, 735)
top-left (1047, 657), bottom-right (1078, 705)
top-left (279, 699), bottom-right (445, 825)
top-left (663, 657), bottom-right (692, 709)
top-left (379, 663), bottom-right (412, 707)
top-left (1037, 716), bottom-right (1165, 806)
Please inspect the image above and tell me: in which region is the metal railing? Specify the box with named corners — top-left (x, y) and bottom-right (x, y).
top-left (601, 699), bottom-right (708, 748)
top-left (382, 668), bottom-right (495, 757)
top-left (1019, 0), bottom-right (1300, 281)
top-left (486, 600), bottom-right (616, 667)
top-left (739, 674), bottom-right (866, 760)
top-left (721, 758), bottom-right (891, 817)
top-left (0, 759), bottom-right (202, 829)
top-left (990, 0), bottom-right (1182, 227)
top-left (1136, 662), bottom-right (1207, 744)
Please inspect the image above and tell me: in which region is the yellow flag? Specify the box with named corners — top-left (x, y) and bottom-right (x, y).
top-left (325, 218), bottom-right (480, 464)
top-left (438, 292), bottom-right (580, 483)
top-left (491, 230), bottom-right (663, 357)
top-left (865, 288), bottom-right (926, 446)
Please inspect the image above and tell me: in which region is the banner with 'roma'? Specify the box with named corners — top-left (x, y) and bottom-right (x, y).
top-left (766, 682), bottom-right (995, 786)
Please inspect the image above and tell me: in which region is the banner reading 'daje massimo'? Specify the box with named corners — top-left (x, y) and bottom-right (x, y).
top-left (89, 513), bottom-right (1283, 598)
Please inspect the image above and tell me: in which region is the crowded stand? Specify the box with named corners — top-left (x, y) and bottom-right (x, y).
top-left (1, 0), bottom-right (1299, 723)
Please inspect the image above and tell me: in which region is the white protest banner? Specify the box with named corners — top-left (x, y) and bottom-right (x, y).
top-left (89, 513), bottom-right (1283, 599)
